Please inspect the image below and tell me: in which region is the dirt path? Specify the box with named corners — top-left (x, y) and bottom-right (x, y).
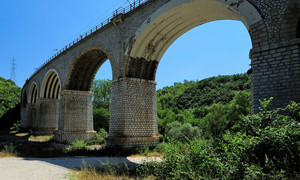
top-left (0, 156), bottom-right (161, 180)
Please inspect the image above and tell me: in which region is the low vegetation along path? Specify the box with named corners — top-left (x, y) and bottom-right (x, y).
top-left (0, 156), bottom-right (160, 180)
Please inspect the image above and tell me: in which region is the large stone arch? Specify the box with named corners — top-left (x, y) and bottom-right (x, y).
top-left (125, 0), bottom-right (263, 80)
top-left (55, 48), bottom-right (112, 143)
top-left (107, 0), bottom-right (265, 148)
top-left (66, 48), bottom-right (111, 91)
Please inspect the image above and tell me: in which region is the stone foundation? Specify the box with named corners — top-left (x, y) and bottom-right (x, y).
top-left (55, 90), bottom-right (96, 143)
top-left (54, 130), bottom-right (96, 143)
top-left (106, 136), bottom-right (160, 148)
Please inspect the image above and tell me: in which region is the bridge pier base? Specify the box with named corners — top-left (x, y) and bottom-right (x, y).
top-left (35, 98), bottom-right (59, 135)
top-left (106, 78), bottom-right (160, 148)
top-left (54, 90), bottom-right (96, 143)
top-left (26, 103), bottom-right (37, 128)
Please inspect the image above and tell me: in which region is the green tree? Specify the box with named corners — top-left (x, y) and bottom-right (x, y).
top-left (92, 79), bottom-right (111, 131)
top-left (92, 79), bottom-right (111, 109)
top-left (0, 77), bottom-right (21, 118)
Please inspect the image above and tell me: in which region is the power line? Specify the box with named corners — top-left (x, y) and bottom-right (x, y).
top-left (10, 57), bottom-right (16, 83)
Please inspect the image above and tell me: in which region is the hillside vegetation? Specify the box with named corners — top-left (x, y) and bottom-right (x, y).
top-left (90, 74), bottom-right (299, 179)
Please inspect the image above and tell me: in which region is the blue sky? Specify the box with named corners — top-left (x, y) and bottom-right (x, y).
top-left (0, 0), bottom-right (252, 89)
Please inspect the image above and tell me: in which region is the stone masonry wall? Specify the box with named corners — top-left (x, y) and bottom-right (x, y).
top-left (109, 77), bottom-right (158, 137)
top-left (26, 103), bottom-right (37, 128)
top-left (58, 90), bottom-right (93, 131)
top-left (36, 98), bottom-right (59, 134)
top-left (251, 39), bottom-right (300, 113)
top-left (108, 77), bottom-right (159, 147)
top-left (280, 0), bottom-right (300, 40)
top-left (55, 90), bottom-right (96, 143)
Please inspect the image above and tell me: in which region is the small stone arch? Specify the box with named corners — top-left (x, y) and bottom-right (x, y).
top-left (28, 82), bottom-right (38, 104)
top-left (41, 69), bottom-right (61, 99)
top-left (66, 48), bottom-right (111, 91)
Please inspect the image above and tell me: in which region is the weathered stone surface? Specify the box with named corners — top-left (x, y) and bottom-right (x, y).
top-left (35, 98), bottom-right (59, 134)
top-left (55, 90), bottom-right (96, 143)
top-left (26, 103), bottom-right (37, 128)
top-left (107, 77), bottom-right (159, 148)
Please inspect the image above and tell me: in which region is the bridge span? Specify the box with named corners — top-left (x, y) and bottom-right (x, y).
top-left (21, 0), bottom-right (300, 147)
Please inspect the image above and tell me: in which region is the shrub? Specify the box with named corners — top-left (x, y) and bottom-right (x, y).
top-left (10, 121), bottom-right (21, 132)
top-left (165, 121), bottom-right (201, 142)
top-left (97, 128), bottom-right (108, 138)
top-left (1, 143), bottom-right (18, 156)
top-left (139, 99), bottom-right (300, 179)
top-left (138, 139), bottom-right (223, 179)
top-left (93, 108), bottom-right (110, 131)
top-left (69, 140), bottom-right (88, 151)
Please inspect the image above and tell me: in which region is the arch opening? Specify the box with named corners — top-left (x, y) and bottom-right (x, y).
top-left (92, 61), bottom-right (112, 133)
top-left (66, 48), bottom-right (112, 133)
top-left (66, 48), bottom-right (109, 91)
top-left (41, 70), bottom-right (61, 99)
top-left (126, 0), bottom-right (261, 80)
top-left (156, 20), bottom-right (252, 89)
top-left (29, 83), bottom-right (38, 104)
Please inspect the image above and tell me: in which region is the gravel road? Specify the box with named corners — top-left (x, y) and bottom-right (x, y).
top-left (0, 156), bottom-right (160, 180)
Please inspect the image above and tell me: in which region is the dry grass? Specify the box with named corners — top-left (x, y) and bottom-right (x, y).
top-left (70, 169), bottom-right (156, 180)
top-left (28, 135), bottom-right (54, 142)
top-left (14, 133), bottom-right (29, 137)
top-left (0, 152), bottom-right (17, 158)
top-left (0, 143), bottom-right (18, 157)
top-left (129, 152), bottom-right (165, 158)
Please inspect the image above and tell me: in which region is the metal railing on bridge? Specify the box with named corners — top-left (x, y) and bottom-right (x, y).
top-left (27, 0), bottom-right (149, 81)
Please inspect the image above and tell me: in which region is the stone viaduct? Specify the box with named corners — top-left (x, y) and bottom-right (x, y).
top-left (20, 0), bottom-right (300, 148)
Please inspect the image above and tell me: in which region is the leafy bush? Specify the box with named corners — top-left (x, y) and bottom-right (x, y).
top-left (138, 139), bottom-right (223, 179)
top-left (97, 128), bottom-right (108, 137)
top-left (69, 140), bottom-right (88, 151)
top-left (93, 108), bottom-right (110, 131)
top-left (165, 121), bottom-right (201, 143)
top-left (139, 99), bottom-right (300, 179)
top-left (10, 121), bottom-right (21, 132)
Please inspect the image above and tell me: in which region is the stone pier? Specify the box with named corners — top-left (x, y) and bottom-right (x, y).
top-left (54, 90), bottom-right (96, 143)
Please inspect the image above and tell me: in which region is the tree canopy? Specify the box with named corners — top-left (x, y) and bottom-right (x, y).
top-left (0, 77), bottom-right (21, 118)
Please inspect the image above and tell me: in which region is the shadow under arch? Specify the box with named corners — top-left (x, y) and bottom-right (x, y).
top-left (125, 0), bottom-right (263, 80)
top-left (28, 82), bottom-right (38, 104)
top-left (66, 48), bottom-right (110, 91)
